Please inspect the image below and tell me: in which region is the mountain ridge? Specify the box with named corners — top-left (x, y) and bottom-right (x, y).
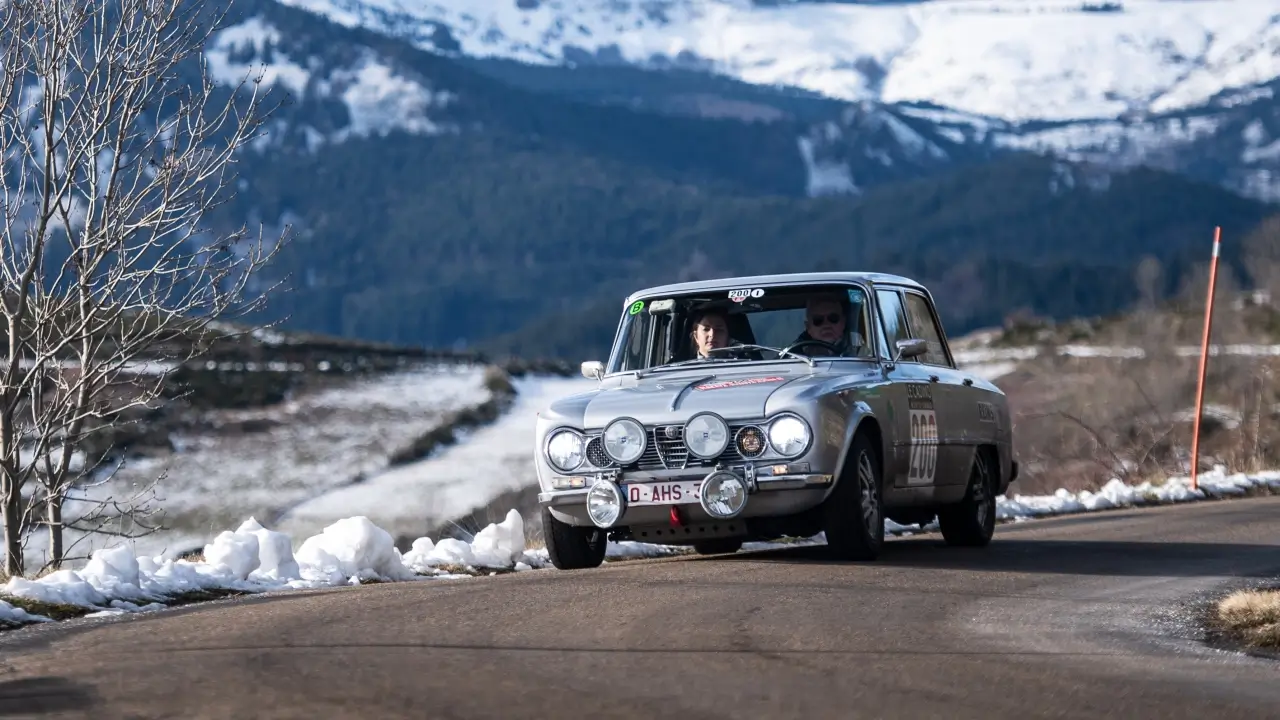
top-left (273, 0), bottom-right (1280, 122)
top-left (263, 0), bottom-right (1280, 203)
top-left (182, 0), bottom-right (1280, 360)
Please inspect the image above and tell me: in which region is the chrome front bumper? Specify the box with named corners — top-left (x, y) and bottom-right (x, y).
top-left (538, 461), bottom-right (835, 530)
top-left (538, 471), bottom-right (834, 508)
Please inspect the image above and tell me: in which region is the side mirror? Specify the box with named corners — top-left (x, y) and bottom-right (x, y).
top-left (581, 361), bottom-right (604, 380)
top-left (894, 338), bottom-right (928, 361)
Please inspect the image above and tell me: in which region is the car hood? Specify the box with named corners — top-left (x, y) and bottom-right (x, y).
top-left (580, 366), bottom-right (825, 428)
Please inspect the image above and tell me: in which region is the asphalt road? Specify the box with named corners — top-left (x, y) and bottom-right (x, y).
top-left (2, 496), bottom-right (1279, 720)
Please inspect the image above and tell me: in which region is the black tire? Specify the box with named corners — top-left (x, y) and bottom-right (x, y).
top-left (821, 431), bottom-right (884, 561)
top-left (542, 506), bottom-right (608, 569)
top-left (938, 450), bottom-right (997, 547)
top-left (693, 538), bottom-right (743, 555)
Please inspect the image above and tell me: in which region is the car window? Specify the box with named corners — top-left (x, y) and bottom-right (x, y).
top-left (902, 292), bottom-right (951, 367)
top-left (613, 312), bottom-right (652, 372)
top-left (608, 283), bottom-right (883, 371)
top-left (875, 289), bottom-right (912, 360)
top-left (747, 307), bottom-right (807, 347)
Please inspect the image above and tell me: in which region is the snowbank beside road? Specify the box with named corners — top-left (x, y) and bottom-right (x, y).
top-left (22, 362), bottom-right (492, 570)
top-left (2, 466), bottom-right (1277, 631)
top-left (997, 466), bottom-right (1280, 519)
top-left (276, 376), bottom-right (595, 542)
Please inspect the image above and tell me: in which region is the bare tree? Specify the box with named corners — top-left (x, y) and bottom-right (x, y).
top-left (0, 0), bottom-right (288, 577)
top-left (1243, 214), bottom-right (1280, 301)
top-left (1134, 255), bottom-right (1163, 311)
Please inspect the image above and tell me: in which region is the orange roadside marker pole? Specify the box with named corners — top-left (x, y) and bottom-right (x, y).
top-left (1189, 226), bottom-right (1222, 492)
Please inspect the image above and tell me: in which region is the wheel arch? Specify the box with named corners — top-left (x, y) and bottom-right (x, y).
top-left (975, 442), bottom-right (1000, 484)
top-left (831, 410), bottom-right (886, 496)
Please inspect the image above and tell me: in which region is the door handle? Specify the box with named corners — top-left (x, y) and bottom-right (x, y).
top-left (963, 378), bottom-right (973, 386)
top-left (929, 374), bottom-right (940, 383)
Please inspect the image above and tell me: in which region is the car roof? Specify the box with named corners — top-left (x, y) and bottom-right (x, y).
top-left (624, 271), bottom-right (925, 304)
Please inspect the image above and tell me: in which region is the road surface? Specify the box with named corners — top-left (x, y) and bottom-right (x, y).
top-left (2, 496), bottom-right (1279, 719)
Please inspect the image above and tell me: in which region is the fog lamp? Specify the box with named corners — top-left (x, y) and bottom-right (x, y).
top-left (586, 479), bottom-right (625, 528)
top-left (700, 471), bottom-right (747, 519)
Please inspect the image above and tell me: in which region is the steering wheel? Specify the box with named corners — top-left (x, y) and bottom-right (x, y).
top-left (781, 339), bottom-right (842, 357)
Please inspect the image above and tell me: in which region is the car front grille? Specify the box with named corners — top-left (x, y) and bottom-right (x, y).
top-left (587, 422), bottom-right (758, 471)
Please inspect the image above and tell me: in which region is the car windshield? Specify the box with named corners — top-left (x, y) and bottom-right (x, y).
top-left (606, 282), bottom-right (878, 374)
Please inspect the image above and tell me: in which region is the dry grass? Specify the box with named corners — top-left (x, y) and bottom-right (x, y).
top-left (1212, 588), bottom-right (1280, 650)
top-left (0, 587), bottom-right (253, 632)
top-left (999, 299), bottom-right (1280, 495)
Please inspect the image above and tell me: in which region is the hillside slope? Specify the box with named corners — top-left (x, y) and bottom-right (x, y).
top-left (239, 136), bottom-right (1275, 358)
top-left (181, 0), bottom-right (1280, 357)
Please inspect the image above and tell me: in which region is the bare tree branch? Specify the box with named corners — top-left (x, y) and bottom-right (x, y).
top-left (0, 0), bottom-right (289, 576)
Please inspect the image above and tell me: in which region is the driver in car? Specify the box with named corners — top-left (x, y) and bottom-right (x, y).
top-left (688, 308), bottom-right (764, 361)
top-left (793, 295), bottom-right (852, 357)
top-left (690, 308), bottom-right (731, 358)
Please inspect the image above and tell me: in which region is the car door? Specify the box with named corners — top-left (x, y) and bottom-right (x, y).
top-left (874, 287), bottom-right (949, 490)
top-left (899, 288), bottom-right (970, 487)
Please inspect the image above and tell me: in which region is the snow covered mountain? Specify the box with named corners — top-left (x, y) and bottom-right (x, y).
top-left (259, 0), bottom-right (1280, 200)
top-left (180, 0), bottom-right (1279, 355)
top-left (272, 0), bottom-right (1280, 122)
top-left (202, 0), bottom-right (1007, 198)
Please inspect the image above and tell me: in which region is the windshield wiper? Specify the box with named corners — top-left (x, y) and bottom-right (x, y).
top-left (706, 344), bottom-right (816, 367)
top-left (637, 357), bottom-right (735, 377)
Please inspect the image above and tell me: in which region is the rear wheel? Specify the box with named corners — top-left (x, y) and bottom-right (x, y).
top-left (693, 538), bottom-right (743, 555)
top-left (821, 432), bottom-right (884, 561)
top-left (543, 506), bottom-right (608, 569)
top-left (938, 450), bottom-right (997, 547)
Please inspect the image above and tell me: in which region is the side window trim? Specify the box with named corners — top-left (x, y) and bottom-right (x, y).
top-left (873, 286), bottom-right (911, 362)
top-left (606, 304), bottom-right (631, 374)
top-left (901, 289), bottom-right (955, 369)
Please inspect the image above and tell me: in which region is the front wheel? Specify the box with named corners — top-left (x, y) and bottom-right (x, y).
top-left (542, 506), bottom-right (608, 569)
top-left (938, 450), bottom-right (997, 547)
top-left (821, 432), bottom-right (884, 561)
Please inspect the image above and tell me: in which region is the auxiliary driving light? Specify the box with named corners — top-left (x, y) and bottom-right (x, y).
top-left (699, 471), bottom-right (747, 519)
top-left (684, 412), bottom-right (729, 459)
top-left (586, 479), bottom-right (625, 528)
top-left (602, 417), bottom-right (646, 465)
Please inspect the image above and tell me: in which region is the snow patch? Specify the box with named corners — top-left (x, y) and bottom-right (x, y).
top-left (295, 516), bottom-right (415, 584)
top-left (330, 55), bottom-right (455, 139)
top-left (205, 17), bottom-right (311, 95)
top-left (0, 599), bottom-right (50, 627)
top-left (996, 466), bottom-right (1280, 519)
top-left (204, 17), bottom-right (455, 145)
top-left (797, 136), bottom-right (857, 197)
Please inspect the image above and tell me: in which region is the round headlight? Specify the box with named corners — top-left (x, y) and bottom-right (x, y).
top-left (684, 413), bottom-right (729, 459)
top-left (602, 418), bottom-right (646, 464)
top-left (545, 430), bottom-right (585, 472)
top-left (700, 471), bottom-right (747, 519)
top-left (768, 415), bottom-right (811, 457)
top-left (586, 479), bottom-right (625, 528)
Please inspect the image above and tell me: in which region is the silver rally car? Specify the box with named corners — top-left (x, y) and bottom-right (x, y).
top-left (534, 272), bottom-right (1017, 569)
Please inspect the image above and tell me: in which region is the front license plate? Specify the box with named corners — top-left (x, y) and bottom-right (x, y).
top-left (624, 480), bottom-right (701, 506)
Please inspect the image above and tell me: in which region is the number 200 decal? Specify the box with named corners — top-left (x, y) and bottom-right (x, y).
top-left (907, 409), bottom-right (938, 485)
